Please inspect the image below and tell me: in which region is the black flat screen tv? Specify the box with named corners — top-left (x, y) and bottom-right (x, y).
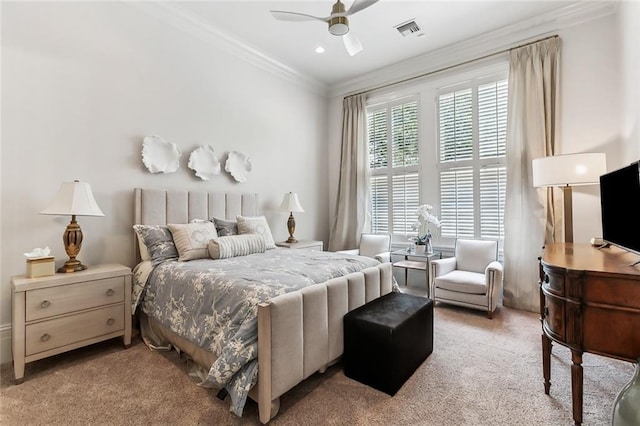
top-left (599, 161), bottom-right (640, 255)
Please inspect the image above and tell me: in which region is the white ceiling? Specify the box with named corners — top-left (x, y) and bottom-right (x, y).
top-left (167, 1), bottom-right (578, 87)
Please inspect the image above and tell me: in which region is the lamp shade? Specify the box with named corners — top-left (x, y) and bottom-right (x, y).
top-left (40, 181), bottom-right (105, 216)
top-left (280, 192), bottom-right (304, 213)
top-left (532, 153), bottom-right (607, 187)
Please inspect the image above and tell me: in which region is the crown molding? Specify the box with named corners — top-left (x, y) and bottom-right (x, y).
top-left (328, 1), bottom-right (617, 98)
top-left (127, 1), bottom-right (328, 96)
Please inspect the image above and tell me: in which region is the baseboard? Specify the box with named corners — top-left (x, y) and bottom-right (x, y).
top-left (0, 323), bottom-right (12, 365)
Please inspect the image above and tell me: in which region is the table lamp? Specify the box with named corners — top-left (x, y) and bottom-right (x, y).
top-left (280, 192), bottom-right (304, 243)
top-left (40, 180), bottom-right (105, 272)
top-left (532, 152), bottom-right (606, 243)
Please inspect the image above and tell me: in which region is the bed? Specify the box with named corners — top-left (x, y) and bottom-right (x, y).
top-left (132, 188), bottom-right (395, 423)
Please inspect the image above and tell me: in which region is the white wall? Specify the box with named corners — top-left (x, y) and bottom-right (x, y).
top-left (557, 12), bottom-right (623, 243)
top-left (617, 1), bottom-right (640, 163)
top-left (327, 8), bottom-right (628, 252)
top-left (0, 2), bottom-right (328, 362)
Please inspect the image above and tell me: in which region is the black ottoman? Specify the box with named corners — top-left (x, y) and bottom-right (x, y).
top-left (343, 292), bottom-right (433, 395)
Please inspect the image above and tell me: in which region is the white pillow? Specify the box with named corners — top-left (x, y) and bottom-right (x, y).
top-left (236, 215), bottom-right (276, 249)
top-left (208, 234), bottom-right (266, 259)
top-left (167, 222), bottom-right (219, 261)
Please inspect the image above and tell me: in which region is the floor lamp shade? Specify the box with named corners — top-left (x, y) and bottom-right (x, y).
top-left (532, 153), bottom-right (607, 243)
top-left (280, 192), bottom-right (304, 244)
top-left (40, 181), bottom-right (104, 272)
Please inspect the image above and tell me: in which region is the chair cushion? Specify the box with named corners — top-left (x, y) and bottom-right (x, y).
top-left (434, 270), bottom-right (487, 295)
top-left (359, 234), bottom-right (390, 258)
top-left (455, 239), bottom-right (497, 273)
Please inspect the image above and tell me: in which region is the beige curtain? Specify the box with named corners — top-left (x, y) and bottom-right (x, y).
top-left (328, 94), bottom-right (370, 251)
top-left (503, 37), bottom-right (560, 312)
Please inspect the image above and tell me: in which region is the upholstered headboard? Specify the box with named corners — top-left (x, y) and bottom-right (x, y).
top-left (133, 188), bottom-right (259, 263)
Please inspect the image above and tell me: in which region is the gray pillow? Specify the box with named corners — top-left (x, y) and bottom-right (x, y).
top-left (133, 225), bottom-right (178, 265)
top-left (212, 217), bottom-right (238, 237)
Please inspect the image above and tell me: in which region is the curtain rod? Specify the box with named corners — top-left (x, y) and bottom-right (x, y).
top-left (350, 34), bottom-right (559, 98)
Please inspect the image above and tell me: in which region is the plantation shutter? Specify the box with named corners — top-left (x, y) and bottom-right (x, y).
top-left (368, 108), bottom-right (388, 169)
top-left (392, 172), bottom-right (419, 234)
top-left (478, 80), bottom-right (508, 158)
top-left (439, 89), bottom-right (473, 163)
top-left (370, 175), bottom-right (389, 233)
top-left (440, 168), bottom-right (474, 238)
top-left (479, 165), bottom-right (506, 239)
top-left (478, 80), bottom-right (508, 240)
top-left (367, 98), bottom-right (419, 235)
top-left (438, 77), bottom-right (508, 241)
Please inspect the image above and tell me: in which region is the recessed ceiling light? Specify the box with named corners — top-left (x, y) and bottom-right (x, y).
top-left (315, 46), bottom-right (325, 54)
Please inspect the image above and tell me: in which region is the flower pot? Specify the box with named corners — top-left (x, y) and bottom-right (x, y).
top-left (414, 244), bottom-right (426, 254)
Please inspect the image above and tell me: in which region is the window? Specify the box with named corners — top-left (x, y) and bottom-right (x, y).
top-left (367, 97), bottom-right (419, 236)
top-left (437, 78), bottom-right (508, 241)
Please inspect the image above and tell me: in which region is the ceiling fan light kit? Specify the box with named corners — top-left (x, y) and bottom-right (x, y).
top-left (329, 0), bottom-right (349, 36)
top-left (270, 0), bottom-right (379, 56)
top-left (329, 20), bottom-right (349, 36)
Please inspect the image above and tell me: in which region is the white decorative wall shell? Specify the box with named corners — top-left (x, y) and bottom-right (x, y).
top-left (188, 145), bottom-right (221, 181)
top-left (141, 135), bottom-right (181, 174)
top-left (225, 151), bottom-right (252, 183)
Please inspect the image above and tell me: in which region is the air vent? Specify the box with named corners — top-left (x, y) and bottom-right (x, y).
top-left (395, 20), bottom-right (423, 37)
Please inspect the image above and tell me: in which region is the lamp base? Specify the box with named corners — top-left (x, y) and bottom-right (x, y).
top-left (286, 212), bottom-right (298, 244)
top-left (58, 259), bottom-right (87, 273)
top-left (58, 215), bottom-right (87, 273)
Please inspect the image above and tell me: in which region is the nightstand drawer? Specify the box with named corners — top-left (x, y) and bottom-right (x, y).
top-left (25, 304), bottom-right (125, 356)
top-left (26, 276), bottom-right (124, 321)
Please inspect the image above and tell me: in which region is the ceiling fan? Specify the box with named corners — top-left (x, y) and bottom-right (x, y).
top-left (270, 0), bottom-right (379, 57)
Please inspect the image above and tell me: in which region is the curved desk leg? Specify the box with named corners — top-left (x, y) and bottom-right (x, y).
top-left (542, 333), bottom-right (552, 394)
top-left (571, 350), bottom-right (583, 426)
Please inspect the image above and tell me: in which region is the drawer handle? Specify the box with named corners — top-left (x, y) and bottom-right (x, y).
top-left (106, 317), bottom-right (115, 326)
top-left (40, 300), bottom-right (51, 309)
top-left (544, 274), bottom-right (550, 284)
top-left (544, 306), bottom-right (549, 317)
top-left (40, 333), bottom-right (51, 342)
top-left (106, 289), bottom-right (115, 296)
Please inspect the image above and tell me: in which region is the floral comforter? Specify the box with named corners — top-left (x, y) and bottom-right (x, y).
top-left (132, 249), bottom-right (380, 416)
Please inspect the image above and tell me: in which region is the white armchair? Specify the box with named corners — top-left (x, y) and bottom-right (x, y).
top-left (429, 239), bottom-right (503, 319)
top-left (336, 233), bottom-right (391, 263)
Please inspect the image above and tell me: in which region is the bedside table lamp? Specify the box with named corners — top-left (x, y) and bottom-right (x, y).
top-left (40, 180), bottom-right (105, 273)
top-left (532, 152), bottom-right (606, 243)
top-left (280, 192), bottom-right (304, 243)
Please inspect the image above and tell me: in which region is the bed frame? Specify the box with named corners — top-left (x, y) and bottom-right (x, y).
top-left (134, 188), bottom-right (394, 423)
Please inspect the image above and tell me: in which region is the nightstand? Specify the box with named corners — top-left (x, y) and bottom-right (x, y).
top-left (11, 263), bottom-right (132, 384)
top-left (275, 240), bottom-right (324, 251)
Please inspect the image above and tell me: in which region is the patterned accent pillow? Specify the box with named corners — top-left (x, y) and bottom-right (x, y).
top-left (133, 225), bottom-right (178, 265)
top-left (236, 215), bottom-right (276, 249)
top-left (208, 234), bottom-right (266, 259)
top-left (167, 222), bottom-right (219, 261)
top-left (212, 217), bottom-right (238, 237)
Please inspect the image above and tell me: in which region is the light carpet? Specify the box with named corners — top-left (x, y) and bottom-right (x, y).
top-left (0, 299), bottom-right (634, 425)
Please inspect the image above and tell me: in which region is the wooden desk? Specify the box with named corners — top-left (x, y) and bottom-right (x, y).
top-left (539, 243), bottom-right (640, 425)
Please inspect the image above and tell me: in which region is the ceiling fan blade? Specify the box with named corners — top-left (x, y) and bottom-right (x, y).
top-left (270, 10), bottom-right (329, 23)
top-left (342, 32), bottom-right (363, 56)
top-left (346, 0), bottom-right (379, 16)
